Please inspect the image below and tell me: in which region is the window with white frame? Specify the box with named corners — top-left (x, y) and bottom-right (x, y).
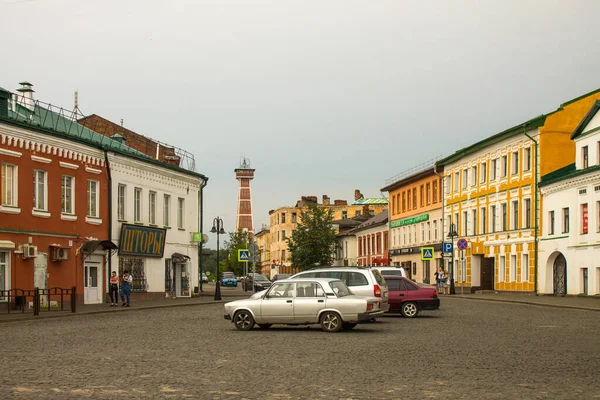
top-left (164, 194), bottom-right (171, 227)
top-left (524, 198), bottom-right (531, 229)
top-left (581, 203), bottom-right (588, 234)
top-left (1, 163), bottom-right (17, 207)
top-left (471, 166), bottom-right (477, 186)
top-left (524, 147), bottom-right (531, 171)
top-left (510, 255), bottom-right (517, 282)
top-left (480, 162), bottom-right (487, 184)
top-left (87, 180), bottom-right (99, 217)
top-left (491, 159), bottom-right (497, 180)
top-left (149, 191), bottom-right (157, 225)
top-left (522, 254), bottom-right (529, 282)
top-left (582, 145), bottom-right (589, 169)
top-left (117, 184), bottom-right (126, 220)
top-left (445, 176), bottom-right (451, 194)
top-left (491, 205), bottom-right (497, 233)
top-left (501, 203), bottom-right (507, 231)
top-left (549, 210), bottom-right (555, 234)
top-left (134, 188), bottom-right (142, 222)
top-left (501, 155), bottom-right (508, 178)
top-left (402, 227), bottom-right (406, 245)
top-left (433, 220), bottom-right (438, 241)
top-left (421, 223), bottom-right (425, 242)
top-left (462, 169), bottom-right (468, 189)
top-left (454, 172), bottom-right (459, 192)
top-left (463, 211), bottom-right (468, 236)
top-left (511, 151), bottom-right (519, 175)
top-left (177, 197), bottom-right (185, 229)
top-left (454, 212), bottom-right (459, 234)
top-left (427, 221), bottom-right (431, 241)
top-left (499, 256), bottom-right (506, 282)
top-left (472, 209), bottom-right (477, 235)
top-left (597, 201), bottom-right (600, 233)
top-left (33, 170), bottom-right (47, 211)
top-left (512, 200), bottom-right (519, 230)
top-left (481, 207), bottom-right (486, 234)
top-left (562, 207), bottom-right (570, 233)
top-left (413, 225), bottom-right (417, 242)
top-left (61, 175), bottom-right (74, 214)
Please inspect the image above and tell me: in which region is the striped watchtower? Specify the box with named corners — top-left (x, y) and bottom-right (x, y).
top-left (235, 157), bottom-right (255, 240)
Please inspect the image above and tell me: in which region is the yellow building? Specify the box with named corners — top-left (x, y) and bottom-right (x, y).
top-left (268, 190), bottom-right (388, 273)
top-left (254, 226), bottom-right (271, 277)
top-left (437, 89), bottom-right (600, 293)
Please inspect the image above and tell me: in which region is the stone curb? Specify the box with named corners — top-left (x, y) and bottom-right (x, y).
top-left (449, 295), bottom-right (600, 312)
top-left (0, 296), bottom-right (248, 324)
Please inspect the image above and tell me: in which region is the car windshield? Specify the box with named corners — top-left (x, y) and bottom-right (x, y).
top-left (254, 275), bottom-right (269, 281)
top-left (329, 281), bottom-right (352, 297)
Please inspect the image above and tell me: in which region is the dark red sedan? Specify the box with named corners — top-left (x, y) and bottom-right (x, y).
top-left (385, 276), bottom-right (440, 318)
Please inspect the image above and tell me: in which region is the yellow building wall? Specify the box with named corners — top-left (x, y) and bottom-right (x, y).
top-left (389, 175), bottom-right (443, 222)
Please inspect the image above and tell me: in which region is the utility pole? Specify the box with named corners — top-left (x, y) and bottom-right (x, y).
top-left (250, 241), bottom-right (259, 293)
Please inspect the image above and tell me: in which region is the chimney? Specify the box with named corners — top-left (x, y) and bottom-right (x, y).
top-left (0, 88), bottom-right (9, 118)
top-left (16, 81), bottom-right (35, 111)
top-left (322, 195), bottom-right (330, 206)
top-left (334, 200), bottom-right (347, 206)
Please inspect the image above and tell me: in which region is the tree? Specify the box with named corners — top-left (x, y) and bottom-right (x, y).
top-left (224, 229), bottom-right (251, 277)
top-left (286, 203), bottom-right (337, 270)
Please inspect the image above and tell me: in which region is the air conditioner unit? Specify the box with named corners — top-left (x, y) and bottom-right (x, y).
top-left (22, 245), bottom-right (38, 259)
top-left (51, 247), bottom-right (68, 261)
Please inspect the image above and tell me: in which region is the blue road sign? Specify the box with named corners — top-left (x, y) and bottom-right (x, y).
top-left (238, 250), bottom-right (249, 262)
top-left (443, 242), bottom-right (453, 253)
top-left (457, 238), bottom-right (469, 251)
top-left (421, 247), bottom-right (434, 260)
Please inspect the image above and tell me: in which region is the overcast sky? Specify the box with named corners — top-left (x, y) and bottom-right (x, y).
top-left (2, 0), bottom-right (600, 247)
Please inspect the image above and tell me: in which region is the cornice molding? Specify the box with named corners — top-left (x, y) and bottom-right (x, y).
top-left (541, 171), bottom-right (600, 195)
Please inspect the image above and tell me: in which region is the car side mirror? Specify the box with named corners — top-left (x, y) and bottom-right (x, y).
top-left (325, 293), bottom-right (336, 298)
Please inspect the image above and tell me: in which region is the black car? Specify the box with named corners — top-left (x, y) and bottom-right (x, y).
top-left (271, 274), bottom-right (291, 282)
top-left (243, 273), bottom-right (272, 292)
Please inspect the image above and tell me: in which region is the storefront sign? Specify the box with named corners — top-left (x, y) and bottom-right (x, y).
top-left (389, 214), bottom-right (429, 228)
top-left (119, 224), bottom-right (167, 258)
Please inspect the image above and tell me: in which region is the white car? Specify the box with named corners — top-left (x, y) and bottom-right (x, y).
top-left (370, 266), bottom-right (408, 278)
top-left (224, 278), bottom-right (384, 332)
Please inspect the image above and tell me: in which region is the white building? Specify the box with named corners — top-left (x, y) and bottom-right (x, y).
top-left (539, 100), bottom-right (600, 296)
top-left (107, 151), bottom-right (206, 300)
top-left (334, 233), bottom-right (358, 266)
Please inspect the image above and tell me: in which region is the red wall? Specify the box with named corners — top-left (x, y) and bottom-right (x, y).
top-left (0, 133), bottom-right (109, 299)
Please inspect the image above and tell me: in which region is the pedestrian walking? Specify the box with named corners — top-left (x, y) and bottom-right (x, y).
top-left (442, 270), bottom-right (450, 295)
top-left (435, 267), bottom-right (443, 293)
top-left (109, 271), bottom-right (119, 306)
top-left (120, 270), bottom-right (133, 307)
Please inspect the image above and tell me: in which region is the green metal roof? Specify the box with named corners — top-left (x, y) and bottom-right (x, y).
top-left (538, 163), bottom-right (598, 188)
top-left (436, 115), bottom-right (546, 167)
top-left (352, 198), bottom-right (389, 205)
top-left (7, 102), bottom-right (149, 158)
top-left (571, 100), bottom-right (600, 140)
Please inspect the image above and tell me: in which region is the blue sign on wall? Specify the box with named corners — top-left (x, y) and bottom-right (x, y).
top-left (118, 224), bottom-right (167, 258)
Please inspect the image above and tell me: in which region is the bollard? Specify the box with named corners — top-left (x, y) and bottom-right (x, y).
top-left (33, 287), bottom-right (40, 316)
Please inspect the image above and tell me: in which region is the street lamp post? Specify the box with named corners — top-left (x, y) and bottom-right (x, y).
top-left (210, 217), bottom-right (226, 301)
top-left (447, 223), bottom-right (458, 295)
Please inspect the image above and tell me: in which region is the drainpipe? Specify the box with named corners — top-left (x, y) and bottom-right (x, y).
top-left (524, 130), bottom-right (539, 294)
top-left (198, 179), bottom-right (208, 292)
top-left (104, 150), bottom-right (112, 299)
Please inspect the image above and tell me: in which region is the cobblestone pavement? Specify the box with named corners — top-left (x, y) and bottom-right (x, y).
top-left (1, 298), bottom-right (599, 399)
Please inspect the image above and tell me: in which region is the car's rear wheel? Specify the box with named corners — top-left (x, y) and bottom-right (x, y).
top-left (233, 310), bottom-right (255, 331)
top-left (320, 311), bottom-right (343, 332)
top-left (342, 322), bottom-right (357, 330)
top-left (258, 324), bottom-right (272, 329)
top-left (401, 302), bottom-right (419, 318)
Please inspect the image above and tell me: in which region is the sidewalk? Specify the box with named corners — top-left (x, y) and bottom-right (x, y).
top-left (0, 284), bottom-right (248, 324)
top-left (447, 291), bottom-right (600, 311)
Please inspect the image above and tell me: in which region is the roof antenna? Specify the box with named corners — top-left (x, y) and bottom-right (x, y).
top-left (120, 118), bottom-right (124, 127)
top-left (74, 90), bottom-right (82, 119)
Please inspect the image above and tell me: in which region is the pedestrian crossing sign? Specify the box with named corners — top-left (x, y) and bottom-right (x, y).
top-left (421, 247), bottom-right (434, 261)
top-left (238, 249), bottom-right (250, 262)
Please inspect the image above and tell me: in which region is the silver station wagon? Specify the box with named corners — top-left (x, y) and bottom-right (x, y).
top-left (224, 278), bottom-right (384, 332)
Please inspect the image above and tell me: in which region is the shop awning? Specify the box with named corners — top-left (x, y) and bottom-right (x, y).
top-left (81, 240), bottom-right (119, 253)
top-left (172, 252), bottom-right (191, 262)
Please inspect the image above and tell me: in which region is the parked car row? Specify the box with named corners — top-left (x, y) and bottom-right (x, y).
top-left (223, 266), bottom-right (440, 332)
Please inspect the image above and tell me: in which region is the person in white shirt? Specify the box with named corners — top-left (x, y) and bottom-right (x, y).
top-left (120, 270), bottom-right (133, 307)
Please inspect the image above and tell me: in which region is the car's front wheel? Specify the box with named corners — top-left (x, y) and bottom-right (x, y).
top-left (320, 311), bottom-right (343, 332)
top-left (233, 310), bottom-right (255, 331)
top-left (342, 322), bottom-right (357, 330)
top-left (401, 302), bottom-right (419, 318)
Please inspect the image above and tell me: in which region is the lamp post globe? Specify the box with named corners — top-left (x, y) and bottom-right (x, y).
top-left (211, 217), bottom-right (225, 300)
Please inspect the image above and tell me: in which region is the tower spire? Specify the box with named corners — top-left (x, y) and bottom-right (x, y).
top-left (235, 157), bottom-right (255, 240)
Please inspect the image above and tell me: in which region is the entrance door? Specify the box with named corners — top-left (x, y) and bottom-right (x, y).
top-left (175, 263), bottom-right (190, 297)
top-left (0, 251), bottom-right (9, 301)
top-left (553, 254), bottom-right (567, 296)
top-left (481, 257), bottom-right (494, 290)
top-left (34, 253), bottom-right (48, 304)
top-left (84, 262), bottom-right (101, 304)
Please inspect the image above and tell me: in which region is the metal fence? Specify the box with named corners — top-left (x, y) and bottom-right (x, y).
top-left (0, 287), bottom-right (76, 316)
